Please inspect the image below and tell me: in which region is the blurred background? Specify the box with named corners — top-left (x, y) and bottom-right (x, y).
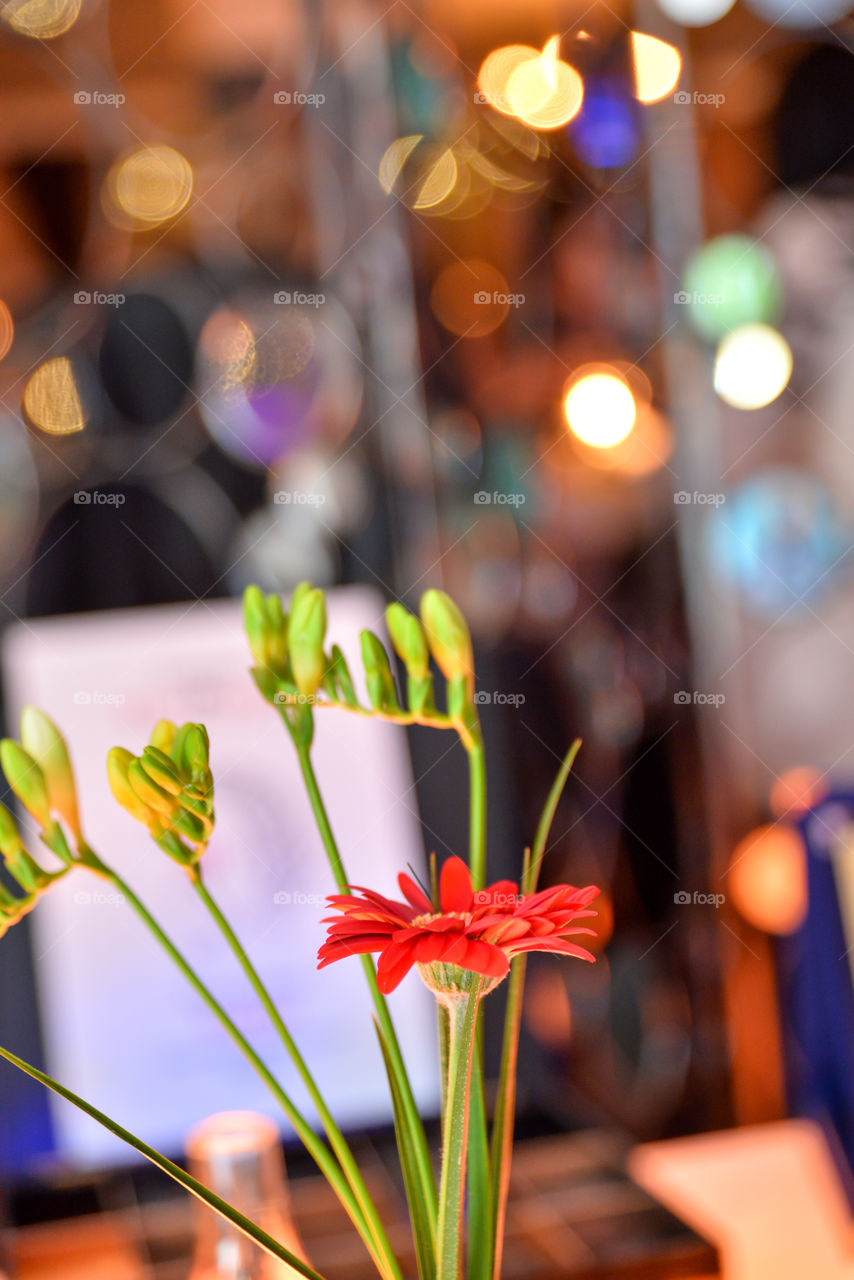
top-left (1, 0), bottom-right (854, 1275)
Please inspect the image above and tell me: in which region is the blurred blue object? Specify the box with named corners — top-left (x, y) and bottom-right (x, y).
top-left (707, 468), bottom-right (849, 618)
top-left (569, 78), bottom-right (640, 170)
top-left (783, 794), bottom-right (854, 1191)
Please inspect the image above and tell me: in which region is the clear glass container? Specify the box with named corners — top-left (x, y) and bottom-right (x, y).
top-left (186, 1110), bottom-right (308, 1280)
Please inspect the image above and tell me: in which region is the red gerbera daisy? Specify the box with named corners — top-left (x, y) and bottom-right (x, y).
top-left (318, 856), bottom-right (599, 997)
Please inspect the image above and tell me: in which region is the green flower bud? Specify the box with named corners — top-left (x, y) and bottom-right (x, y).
top-left (243, 584), bottom-right (272, 668)
top-left (140, 746), bottom-right (183, 796)
top-left (385, 604), bottom-right (430, 680)
top-left (19, 707), bottom-right (82, 839)
top-left (107, 748), bottom-right (158, 826)
top-left (419, 590), bottom-right (474, 698)
top-left (0, 802), bottom-right (24, 859)
top-left (0, 740), bottom-right (51, 828)
top-left (149, 720), bottom-right (177, 756)
top-left (329, 645), bottom-right (358, 707)
top-left (265, 594), bottom-right (289, 673)
top-left (127, 759), bottom-right (175, 818)
top-left (360, 631), bottom-right (400, 711)
top-left (288, 588), bottom-right (327, 697)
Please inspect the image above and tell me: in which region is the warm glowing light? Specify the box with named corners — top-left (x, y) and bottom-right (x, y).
top-left (0, 300), bottom-right (13, 361)
top-left (563, 367), bottom-right (637, 448)
top-left (477, 37), bottom-right (583, 130)
top-left (430, 259), bottom-right (513, 338)
top-left (655, 0), bottom-right (736, 25)
top-left (714, 323), bottom-right (792, 410)
top-left (378, 135), bottom-right (423, 195)
top-left (106, 145), bottom-right (193, 228)
top-left (3, 0), bottom-right (81, 38)
top-left (23, 357), bottom-right (86, 435)
top-left (770, 767), bottom-right (824, 818)
top-left (477, 43), bottom-right (539, 114)
top-left (577, 403), bottom-right (673, 476)
top-left (413, 148), bottom-right (458, 210)
top-left (631, 32), bottom-right (682, 104)
top-left (728, 823), bottom-right (807, 935)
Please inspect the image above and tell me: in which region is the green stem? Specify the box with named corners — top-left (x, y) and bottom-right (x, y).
top-left (191, 871), bottom-right (402, 1280)
top-left (0, 1044), bottom-right (327, 1280)
top-left (490, 741), bottom-right (582, 1280)
top-left (436, 988), bottom-right (481, 1280)
top-left (462, 731), bottom-right (492, 1280)
top-left (466, 737), bottom-right (487, 892)
top-left (86, 859), bottom-right (381, 1274)
top-left (292, 739), bottom-right (439, 1231)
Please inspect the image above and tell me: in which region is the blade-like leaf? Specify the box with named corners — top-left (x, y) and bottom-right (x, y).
top-left (374, 1018), bottom-right (436, 1280)
top-left (491, 741), bottom-right (582, 1280)
top-left (0, 1044), bottom-right (328, 1280)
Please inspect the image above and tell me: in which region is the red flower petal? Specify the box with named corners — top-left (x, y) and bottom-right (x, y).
top-left (376, 941), bottom-right (418, 993)
top-left (413, 932), bottom-right (452, 963)
top-left (317, 934), bottom-right (394, 967)
top-left (398, 873), bottom-right (433, 914)
top-left (459, 939), bottom-right (510, 979)
top-left (440, 857), bottom-right (473, 913)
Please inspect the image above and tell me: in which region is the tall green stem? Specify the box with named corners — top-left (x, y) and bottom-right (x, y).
top-left (191, 871), bottom-right (401, 1280)
top-left (462, 731), bottom-right (492, 1280)
top-left (436, 988), bottom-right (480, 1280)
top-left (292, 739), bottom-right (438, 1231)
top-left (85, 858), bottom-right (382, 1275)
top-left (466, 737), bottom-right (487, 892)
top-left (0, 1045), bottom-right (327, 1280)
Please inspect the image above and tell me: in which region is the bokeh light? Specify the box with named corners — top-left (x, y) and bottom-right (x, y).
top-left (23, 357), bottom-right (87, 435)
top-left (477, 37), bottom-right (583, 130)
top-left (0, 300), bottom-right (14, 361)
top-left (196, 293), bottom-right (362, 469)
top-left (770, 767), bottom-right (825, 819)
top-left (412, 147), bottom-right (458, 210)
top-left (713, 323), bottom-right (792, 410)
top-left (728, 823), bottom-right (807, 935)
top-left (681, 234), bottom-right (781, 340)
top-left (654, 0), bottom-right (736, 25)
top-left (379, 135), bottom-right (423, 194)
top-left (2, 0), bottom-right (81, 38)
top-left (708, 468), bottom-right (844, 618)
top-left (569, 79), bottom-right (641, 170)
top-left (576, 402), bottom-right (674, 477)
top-left (105, 145), bottom-right (194, 228)
top-left (563, 366), bottom-right (637, 448)
top-left (430, 259), bottom-right (513, 338)
top-left (743, 0), bottom-right (851, 25)
top-left (631, 33), bottom-right (682, 104)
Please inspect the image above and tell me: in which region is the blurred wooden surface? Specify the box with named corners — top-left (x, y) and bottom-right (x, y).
top-left (10, 1133), bottom-right (718, 1279)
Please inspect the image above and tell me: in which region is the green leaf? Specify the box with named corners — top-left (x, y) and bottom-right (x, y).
top-left (491, 742), bottom-right (581, 1280)
top-left (0, 1044), bottom-right (329, 1280)
top-left (466, 1032), bottom-right (493, 1280)
top-left (374, 1018), bottom-right (436, 1280)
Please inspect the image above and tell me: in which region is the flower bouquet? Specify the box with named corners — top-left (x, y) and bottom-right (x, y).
top-left (0, 584), bottom-right (599, 1280)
